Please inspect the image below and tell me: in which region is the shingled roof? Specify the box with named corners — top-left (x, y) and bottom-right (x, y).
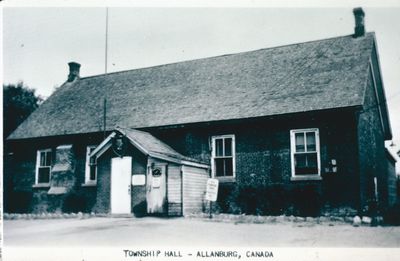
top-left (9, 33), bottom-right (378, 140)
top-left (118, 127), bottom-right (204, 164)
top-left (90, 127), bottom-right (208, 166)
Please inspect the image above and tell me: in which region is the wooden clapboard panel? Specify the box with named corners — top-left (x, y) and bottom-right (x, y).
top-left (182, 165), bottom-right (209, 216)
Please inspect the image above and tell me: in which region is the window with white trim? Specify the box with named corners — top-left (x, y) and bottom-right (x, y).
top-left (85, 146), bottom-right (97, 183)
top-left (211, 135), bottom-right (235, 178)
top-left (35, 149), bottom-right (52, 185)
top-left (290, 129), bottom-right (320, 178)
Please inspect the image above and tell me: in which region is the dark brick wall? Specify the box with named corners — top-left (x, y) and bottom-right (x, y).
top-left (130, 145), bottom-right (147, 217)
top-left (5, 133), bottom-right (107, 213)
top-left (386, 154), bottom-right (397, 207)
top-left (6, 102), bottom-right (382, 215)
top-left (357, 68), bottom-right (388, 210)
top-left (72, 142), bottom-right (97, 212)
top-left (5, 133), bottom-right (152, 214)
top-left (7, 142), bottom-right (49, 213)
top-left (92, 149), bottom-right (112, 213)
top-left (3, 152), bottom-right (14, 212)
top-left (11, 144), bottom-right (36, 193)
top-left (6, 142), bottom-right (82, 213)
top-left (150, 110), bottom-right (360, 214)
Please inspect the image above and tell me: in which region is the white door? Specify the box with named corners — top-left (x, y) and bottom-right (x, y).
top-left (146, 164), bottom-right (167, 214)
top-left (111, 157), bottom-right (132, 214)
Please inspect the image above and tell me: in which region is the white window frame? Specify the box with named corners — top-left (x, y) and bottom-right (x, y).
top-left (35, 148), bottom-right (52, 186)
top-left (211, 134), bottom-right (236, 181)
top-left (290, 128), bottom-right (321, 181)
top-left (85, 145), bottom-right (98, 185)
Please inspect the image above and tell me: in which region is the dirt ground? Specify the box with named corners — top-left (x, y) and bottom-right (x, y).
top-left (3, 216), bottom-right (400, 247)
top-left (3, 217), bottom-right (400, 261)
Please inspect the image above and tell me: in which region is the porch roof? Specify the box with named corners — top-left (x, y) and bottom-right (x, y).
top-left (90, 127), bottom-right (209, 169)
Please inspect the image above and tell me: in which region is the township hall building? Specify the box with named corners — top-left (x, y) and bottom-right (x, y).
top-left (4, 8), bottom-right (398, 217)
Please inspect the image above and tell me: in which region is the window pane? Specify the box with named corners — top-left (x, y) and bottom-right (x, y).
top-left (306, 153), bottom-right (317, 168)
top-left (295, 154), bottom-right (306, 168)
top-left (38, 167), bottom-right (50, 183)
top-left (90, 165), bottom-right (97, 181)
top-left (295, 133), bottom-right (305, 152)
top-left (306, 132), bottom-right (316, 151)
top-left (215, 158), bottom-right (224, 177)
top-left (224, 158), bottom-right (233, 176)
top-left (295, 153), bottom-right (318, 175)
top-left (224, 138), bottom-right (232, 156)
top-left (45, 151), bottom-right (52, 166)
top-left (215, 139), bottom-right (223, 156)
top-left (40, 152), bottom-right (46, 166)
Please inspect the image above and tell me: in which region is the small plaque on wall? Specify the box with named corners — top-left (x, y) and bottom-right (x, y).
top-left (152, 177), bottom-right (161, 188)
top-left (132, 175), bottom-right (145, 186)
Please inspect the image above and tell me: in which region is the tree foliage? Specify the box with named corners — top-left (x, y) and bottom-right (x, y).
top-left (3, 82), bottom-right (43, 138)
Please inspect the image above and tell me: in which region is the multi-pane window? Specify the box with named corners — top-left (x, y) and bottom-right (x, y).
top-left (212, 135), bottom-right (235, 178)
top-left (290, 129), bottom-right (320, 177)
top-left (85, 146), bottom-right (97, 183)
top-left (36, 149), bottom-right (52, 184)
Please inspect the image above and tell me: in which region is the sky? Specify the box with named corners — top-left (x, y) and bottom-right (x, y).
top-left (2, 4), bottom-right (400, 154)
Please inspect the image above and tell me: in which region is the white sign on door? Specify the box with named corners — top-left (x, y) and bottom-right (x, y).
top-left (205, 178), bottom-right (219, 202)
top-left (152, 177), bottom-right (161, 188)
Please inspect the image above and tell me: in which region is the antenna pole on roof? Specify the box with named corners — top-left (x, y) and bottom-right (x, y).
top-left (105, 7), bottom-right (109, 74)
top-left (103, 7), bottom-right (108, 139)
top-left (103, 98), bottom-right (107, 139)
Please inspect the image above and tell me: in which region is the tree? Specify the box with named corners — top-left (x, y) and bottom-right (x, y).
top-left (3, 82), bottom-right (43, 139)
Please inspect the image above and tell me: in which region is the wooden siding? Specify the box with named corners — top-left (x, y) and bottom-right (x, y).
top-left (182, 165), bottom-right (209, 216)
top-left (167, 164), bottom-right (182, 216)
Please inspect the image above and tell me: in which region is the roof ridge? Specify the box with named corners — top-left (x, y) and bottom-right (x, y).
top-left (120, 126), bottom-right (184, 155)
top-left (79, 33), bottom-right (372, 81)
top-left (117, 126), bottom-right (204, 163)
top-left (8, 31), bottom-right (376, 140)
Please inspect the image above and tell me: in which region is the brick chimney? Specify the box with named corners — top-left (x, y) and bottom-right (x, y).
top-left (67, 62), bottom-right (81, 82)
top-left (353, 7), bottom-right (365, 37)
